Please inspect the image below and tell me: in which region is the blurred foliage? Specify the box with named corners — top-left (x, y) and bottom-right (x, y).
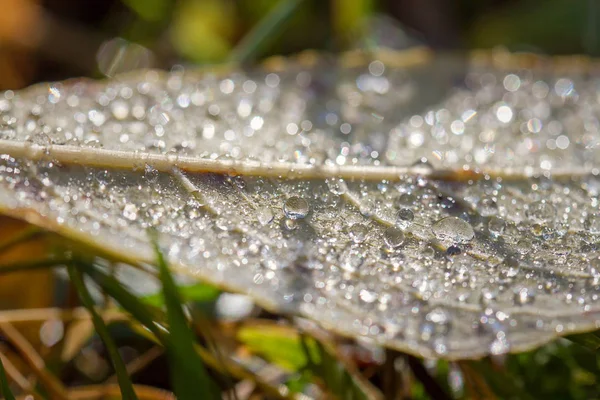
top-left (2, 0), bottom-right (600, 89)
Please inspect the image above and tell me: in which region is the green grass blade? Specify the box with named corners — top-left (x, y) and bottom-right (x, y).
top-left (151, 235), bottom-right (220, 400)
top-left (567, 332), bottom-right (600, 352)
top-left (81, 263), bottom-right (164, 338)
top-left (67, 263), bottom-right (139, 400)
top-left (0, 258), bottom-right (69, 274)
top-left (0, 355), bottom-right (15, 400)
top-left (228, 0), bottom-right (305, 63)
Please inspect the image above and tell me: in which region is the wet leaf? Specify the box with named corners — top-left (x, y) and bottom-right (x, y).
top-left (0, 49), bottom-right (600, 360)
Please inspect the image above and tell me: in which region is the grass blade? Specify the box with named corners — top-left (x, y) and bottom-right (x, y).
top-left (567, 332), bottom-right (600, 352)
top-left (228, 0), bottom-right (306, 63)
top-left (0, 355), bottom-right (15, 400)
top-left (151, 234), bottom-right (220, 400)
top-left (67, 263), bottom-right (139, 400)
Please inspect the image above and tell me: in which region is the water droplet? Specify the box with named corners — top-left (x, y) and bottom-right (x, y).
top-left (516, 239), bottom-right (532, 254)
top-left (349, 224), bottom-right (368, 244)
top-left (339, 245), bottom-right (365, 273)
top-left (446, 245), bottom-right (461, 256)
top-left (143, 164), bottom-right (159, 183)
top-left (420, 308), bottom-right (451, 341)
top-left (499, 258), bottom-right (520, 280)
top-left (395, 193), bottom-right (417, 208)
top-left (396, 208), bottom-right (414, 229)
top-left (359, 288), bottom-right (378, 303)
top-left (326, 178), bottom-right (348, 195)
top-left (284, 196), bottom-right (309, 219)
top-left (488, 217), bottom-right (505, 237)
top-left (411, 158), bottom-right (434, 174)
top-left (122, 203), bottom-right (138, 221)
top-left (432, 217), bottom-right (475, 244)
top-left (526, 201), bottom-right (555, 225)
top-left (585, 214), bottom-right (600, 234)
top-left (514, 287), bottom-right (536, 305)
top-left (383, 227), bottom-right (405, 249)
top-left (257, 207), bottom-right (274, 225)
top-left (478, 198), bottom-right (498, 216)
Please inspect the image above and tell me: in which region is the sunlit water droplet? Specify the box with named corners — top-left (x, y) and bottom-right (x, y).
top-left (585, 214), bottom-right (600, 234)
top-left (383, 227), bottom-right (405, 249)
top-left (284, 196), bottom-right (309, 219)
top-left (122, 203), bottom-right (138, 221)
top-left (257, 207), bottom-right (274, 225)
top-left (478, 198), bottom-right (498, 217)
top-left (514, 287), bottom-right (536, 306)
top-left (432, 217), bottom-right (474, 244)
top-left (326, 178), bottom-right (348, 195)
top-left (488, 217), bottom-right (505, 237)
top-left (349, 224), bottom-right (368, 243)
top-left (396, 208), bottom-right (414, 229)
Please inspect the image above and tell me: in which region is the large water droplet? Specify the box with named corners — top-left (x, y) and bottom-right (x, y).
top-left (383, 227), bottom-right (405, 248)
top-left (284, 196), bottom-right (309, 219)
top-left (432, 217), bottom-right (475, 244)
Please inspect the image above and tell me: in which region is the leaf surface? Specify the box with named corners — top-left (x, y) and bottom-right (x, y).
top-left (0, 50), bottom-right (600, 359)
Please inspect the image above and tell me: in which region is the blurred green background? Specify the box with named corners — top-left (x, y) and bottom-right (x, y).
top-left (0, 0), bottom-right (599, 90)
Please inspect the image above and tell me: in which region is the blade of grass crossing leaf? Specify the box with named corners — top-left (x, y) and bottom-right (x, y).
top-left (151, 234), bottom-right (220, 400)
top-left (228, 0), bottom-right (306, 63)
top-left (67, 263), bottom-right (139, 400)
top-left (80, 263), bottom-right (164, 337)
top-left (0, 355), bottom-right (15, 400)
top-left (567, 332), bottom-right (600, 352)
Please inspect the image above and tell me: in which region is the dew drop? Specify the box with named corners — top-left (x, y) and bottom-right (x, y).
top-left (257, 207), bottom-right (274, 225)
top-left (478, 198), bottom-right (498, 217)
top-left (488, 217), bottom-right (506, 237)
top-left (446, 245), bottom-right (461, 256)
top-left (514, 287), bottom-right (536, 306)
top-left (432, 217), bottom-right (475, 244)
top-left (411, 158), bottom-right (434, 174)
top-left (349, 224), bottom-right (368, 244)
top-left (516, 239), bottom-right (532, 254)
top-left (395, 193), bottom-right (417, 209)
top-left (585, 214), bottom-right (600, 234)
top-left (526, 201), bottom-right (555, 225)
top-left (284, 196), bottom-right (309, 219)
top-left (122, 203), bottom-right (138, 221)
top-left (396, 208), bottom-right (414, 229)
top-left (143, 164), bottom-right (159, 183)
top-left (383, 227), bottom-right (405, 249)
top-left (326, 178), bottom-right (348, 195)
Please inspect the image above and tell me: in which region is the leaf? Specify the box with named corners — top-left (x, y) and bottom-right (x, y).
top-left (67, 263), bottom-right (139, 400)
top-left (238, 323), bottom-right (320, 371)
top-left (0, 49), bottom-right (600, 360)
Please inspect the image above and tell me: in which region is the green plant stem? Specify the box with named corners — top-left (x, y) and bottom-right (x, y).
top-left (0, 354), bottom-right (15, 400)
top-left (228, 0), bottom-right (306, 63)
top-left (67, 263), bottom-right (139, 400)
